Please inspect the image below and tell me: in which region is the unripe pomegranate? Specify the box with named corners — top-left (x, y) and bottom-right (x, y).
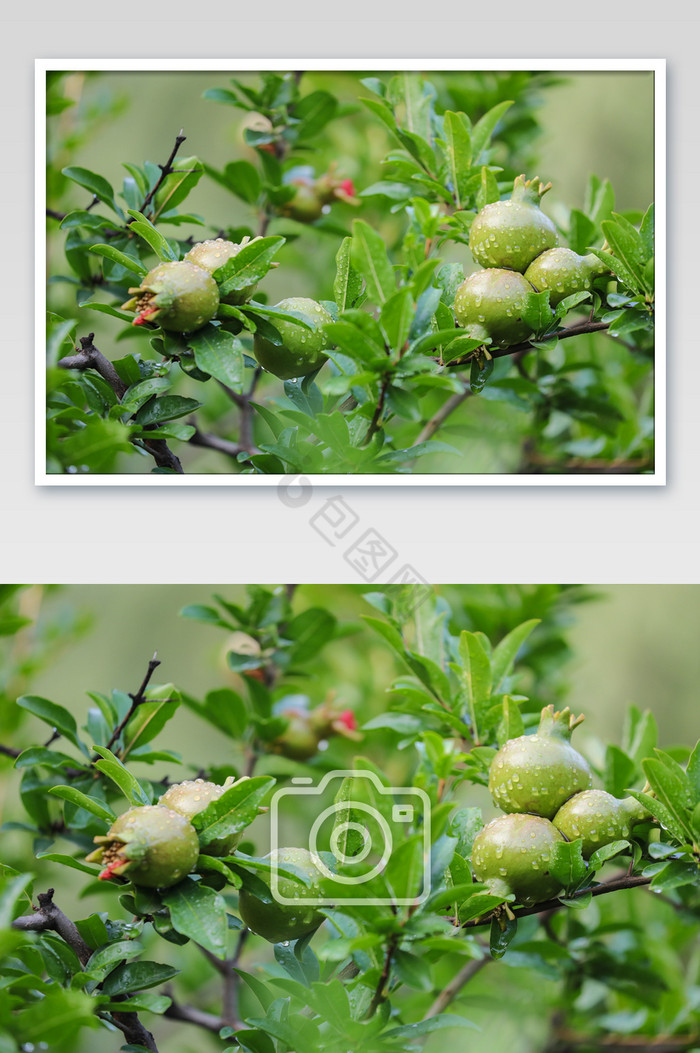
top-left (122, 261), bottom-right (219, 332)
top-left (469, 174), bottom-right (558, 272)
top-left (86, 805), bottom-right (199, 888)
top-left (282, 180), bottom-right (324, 223)
top-left (454, 269), bottom-right (543, 347)
top-left (471, 813), bottom-right (565, 906)
top-left (158, 777), bottom-right (248, 856)
top-left (184, 237), bottom-right (263, 305)
top-left (253, 297), bottom-right (332, 379)
top-left (238, 847), bottom-right (325, 942)
top-left (552, 789), bottom-right (647, 858)
top-left (488, 706), bottom-right (592, 819)
top-left (524, 248), bottom-right (608, 307)
top-left (271, 710), bottom-right (320, 761)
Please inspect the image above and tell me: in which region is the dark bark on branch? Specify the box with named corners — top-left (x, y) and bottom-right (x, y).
top-left (164, 999), bottom-right (224, 1032)
top-left (461, 873), bottom-right (652, 930)
top-left (13, 888), bottom-right (159, 1050)
top-left (423, 955), bottom-right (489, 1019)
top-left (104, 653), bottom-right (161, 754)
top-left (58, 334), bottom-right (184, 474)
top-left (0, 743), bottom-right (21, 759)
top-left (444, 320), bottom-right (610, 368)
top-left (188, 425), bottom-right (257, 460)
top-left (58, 333), bottom-right (127, 398)
top-left (134, 131), bottom-right (187, 219)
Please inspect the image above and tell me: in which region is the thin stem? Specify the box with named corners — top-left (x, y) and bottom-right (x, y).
top-left (412, 382), bottom-right (471, 447)
top-left (365, 934), bottom-right (398, 1017)
top-left (135, 131), bottom-right (187, 220)
top-left (104, 653), bottom-right (161, 754)
top-left (0, 744), bottom-right (21, 759)
top-left (58, 335), bottom-right (184, 473)
top-left (13, 889), bottom-right (159, 1050)
top-left (445, 320), bottom-right (610, 369)
top-left (363, 378), bottom-right (389, 446)
top-left (164, 1000), bottom-right (224, 1033)
top-left (423, 955), bottom-right (489, 1019)
top-left (461, 873), bottom-right (652, 930)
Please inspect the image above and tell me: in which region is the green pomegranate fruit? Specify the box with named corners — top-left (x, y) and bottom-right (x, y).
top-left (552, 789), bottom-right (647, 858)
top-left (471, 813), bottom-right (565, 906)
top-left (282, 180), bottom-right (324, 223)
top-left (253, 297), bottom-right (332, 379)
top-left (489, 706), bottom-right (592, 819)
top-left (454, 268), bottom-right (543, 347)
top-left (238, 847), bottom-right (325, 942)
top-left (469, 174), bottom-right (558, 272)
top-left (122, 261), bottom-right (219, 332)
top-left (524, 248), bottom-right (608, 307)
top-left (86, 805), bottom-right (199, 888)
top-left (158, 778), bottom-right (247, 856)
top-left (184, 237), bottom-right (261, 305)
top-left (271, 710), bottom-right (320, 761)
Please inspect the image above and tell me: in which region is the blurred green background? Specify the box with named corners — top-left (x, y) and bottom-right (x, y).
top-left (2, 582), bottom-right (689, 1052)
top-left (46, 69), bottom-right (655, 474)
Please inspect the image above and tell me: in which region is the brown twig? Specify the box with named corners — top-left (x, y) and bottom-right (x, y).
top-left (0, 743), bottom-right (21, 759)
top-left (423, 955), bottom-right (489, 1019)
top-left (444, 320), bottom-right (610, 369)
top-left (412, 382), bottom-right (471, 447)
top-left (103, 653), bottom-right (161, 754)
top-left (363, 377), bottom-right (389, 446)
top-left (365, 933), bottom-right (398, 1017)
top-left (58, 334), bottom-right (184, 474)
top-left (58, 333), bottom-right (127, 398)
top-left (164, 999), bottom-right (224, 1033)
top-left (133, 131), bottom-right (187, 220)
top-left (13, 889), bottom-right (159, 1051)
top-left (461, 873), bottom-right (652, 930)
top-left (188, 426), bottom-right (257, 460)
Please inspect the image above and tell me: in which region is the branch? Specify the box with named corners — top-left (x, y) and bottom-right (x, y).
top-left (103, 653), bottom-right (161, 754)
top-left (423, 955), bottom-right (489, 1019)
top-left (461, 873), bottom-right (652, 930)
top-left (12, 888), bottom-right (91, 965)
top-left (411, 381), bottom-right (471, 447)
top-left (188, 425), bottom-right (257, 460)
top-left (444, 320), bottom-right (610, 369)
top-left (13, 888), bottom-right (159, 1049)
top-left (363, 377), bottom-right (389, 446)
top-left (0, 743), bottom-right (21, 759)
top-left (164, 999), bottom-right (224, 1033)
top-left (134, 131), bottom-right (187, 219)
top-left (58, 333), bottom-right (127, 398)
top-left (365, 933), bottom-right (398, 1017)
top-left (58, 335), bottom-right (183, 473)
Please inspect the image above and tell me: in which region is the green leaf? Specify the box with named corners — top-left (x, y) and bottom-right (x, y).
top-left (522, 290), bottom-right (554, 334)
top-left (62, 165), bottom-right (122, 216)
top-left (154, 155), bottom-right (204, 214)
top-left (490, 914), bottom-right (517, 958)
top-left (125, 209), bottom-right (178, 262)
top-left (379, 288), bottom-right (414, 358)
top-left (89, 243), bottom-right (148, 277)
top-left (85, 939), bottom-right (144, 979)
top-left (92, 746), bottom-right (151, 806)
top-left (162, 877), bottom-right (228, 958)
top-left (470, 100), bottom-right (514, 161)
top-left (350, 220), bottom-right (395, 305)
top-left (17, 695), bottom-right (85, 753)
top-left (48, 786), bottom-right (116, 823)
top-left (458, 632), bottom-right (492, 744)
top-left (101, 960), bottom-right (179, 996)
top-left (443, 111), bottom-right (472, 208)
top-left (333, 237), bottom-right (364, 312)
top-left (121, 687), bottom-right (181, 758)
top-left (490, 619), bottom-right (540, 691)
top-left (216, 236), bottom-right (285, 295)
top-left (133, 395), bottom-right (201, 427)
top-left (550, 839), bottom-right (587, 887)
top-left (497, 696), bottom-right (524, 745)
top-left (285, 607), bottom-right (337, 663)
top-left (189, 325), bottom-right (244, 389)
top-left (192, 776), bottom-right (274, 848)
top-left (384, 1014), bottom-right (479, 1039)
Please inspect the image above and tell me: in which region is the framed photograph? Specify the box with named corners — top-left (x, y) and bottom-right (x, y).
top-left (38, 59), bottom-right (664, 483)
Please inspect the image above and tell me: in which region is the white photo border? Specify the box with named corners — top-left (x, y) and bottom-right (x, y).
top-left (36, 57), bottom-right (666, 487)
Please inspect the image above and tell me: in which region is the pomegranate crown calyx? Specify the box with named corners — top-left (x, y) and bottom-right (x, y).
top-left (512, 174), bottom-right (553, 205)
top-left (537, 704), bottom-right (585, 740)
